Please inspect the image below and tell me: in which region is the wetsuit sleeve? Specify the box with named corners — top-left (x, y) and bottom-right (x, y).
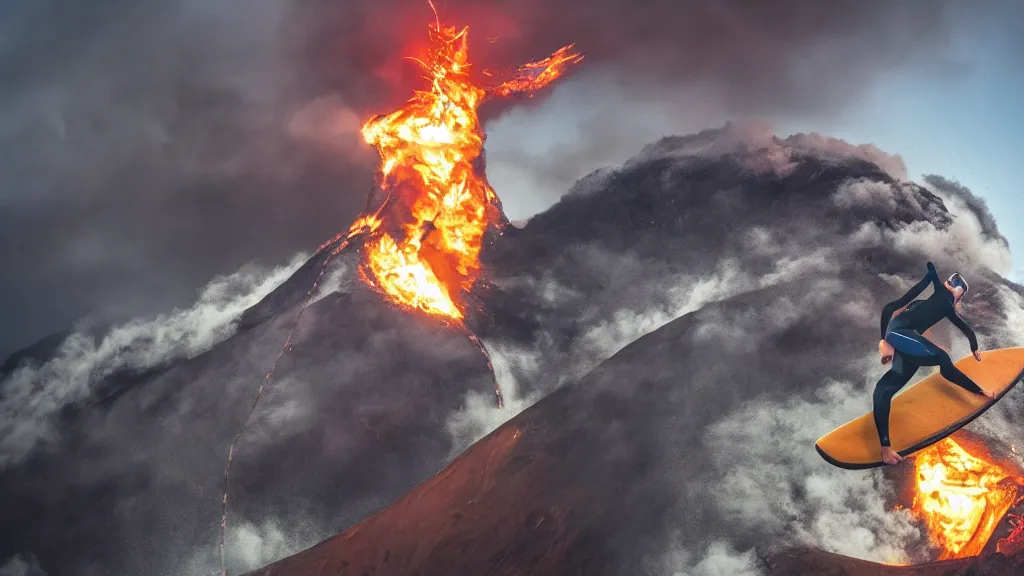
top-left (880, 264), bottom-right (938, 338)
top-left (927, 261), bottom-right (944, 293)
top-left (947, 310), bottom-right (980, 352)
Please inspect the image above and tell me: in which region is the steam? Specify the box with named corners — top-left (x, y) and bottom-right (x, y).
top-left (226, 520), bottom-right (322, 574)
top-left (0, 253), bottom-right (305, 469)
top-left (183, 518), bottom-right (328, 576)
top-left (660, 541), bottom-right (758, 576)
top-left (446, 248), bottom-right (840, 453)
top-left (966, 285), bottom-right (1024, 459)
top-left (834, 175), bottom-right (1014, 275)
top-left (923, 175), bottom-right (1007, 246)
top-left (308, 258), bottom-right (356, 306)
top-left (705, 373), bottom-right (924, 564)
top-left (0, 555), bottom-right (46, 576)
top-left (921, 178), bottom-right (1014, 275)
top-left (445, 340), bottom-right (544, 457)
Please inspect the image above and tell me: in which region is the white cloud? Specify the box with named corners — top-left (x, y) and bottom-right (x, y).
top-left (0, 253), bottom-right (307, 469)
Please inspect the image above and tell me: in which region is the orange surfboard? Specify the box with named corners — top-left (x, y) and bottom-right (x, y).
top-left (815, 347), bottom-right (1024, 470)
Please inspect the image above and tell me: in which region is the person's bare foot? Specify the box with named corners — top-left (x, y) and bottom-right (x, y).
top-left (881, 446), bottom-right (904, 465)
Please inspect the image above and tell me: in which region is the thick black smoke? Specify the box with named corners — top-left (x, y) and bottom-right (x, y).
top-left (0, 0), bottom-right (963, 358)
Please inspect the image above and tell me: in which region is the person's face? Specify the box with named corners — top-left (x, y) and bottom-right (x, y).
top-left (945, 281), bottom-right (965, 302)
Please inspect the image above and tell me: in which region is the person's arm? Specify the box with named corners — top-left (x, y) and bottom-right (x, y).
top-left (880, 263), bottom-right (938, 338)
top-left (947, 309), bottom-right (980, 352)
top-left (927, 262), bottom-right (944, 293)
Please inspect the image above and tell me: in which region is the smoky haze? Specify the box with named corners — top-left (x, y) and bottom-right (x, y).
top-left (0, 0), bottom-right (955, 358)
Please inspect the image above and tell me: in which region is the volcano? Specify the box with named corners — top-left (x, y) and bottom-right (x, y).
top-left (2, 123), bottom-right (1024, 576)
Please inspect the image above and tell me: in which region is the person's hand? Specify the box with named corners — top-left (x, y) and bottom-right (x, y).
top-left (879, 339), bottom-right (894, 365)
top-left (973, 350), bottom-right (983, 362)
top-left (983, 389), bottom-right (998, 400)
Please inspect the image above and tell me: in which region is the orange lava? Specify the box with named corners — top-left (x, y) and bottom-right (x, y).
top-left (356, 5), bottom-right (582, 319)
top-left (911, 437), bottom-right (1024, 559)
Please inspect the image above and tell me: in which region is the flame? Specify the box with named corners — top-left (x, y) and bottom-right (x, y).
top-left (357, 8), bottom-right (582, 319)
top-left (910, 437), bottom-right (1023, 559)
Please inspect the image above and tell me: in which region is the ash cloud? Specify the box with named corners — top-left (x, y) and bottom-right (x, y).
top-left (0, 253), bottom-right (304, 469)
top-left (923, 175), bottom-right (1008, 247)
top-left (0, 0), bottom-right (963, 358)
top-left (0, 0), bottom-right (373, 359)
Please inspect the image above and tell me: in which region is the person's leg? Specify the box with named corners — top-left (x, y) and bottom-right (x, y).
top-left (873, 354), bottom-right (919, 456)
top-left (890, 329), bottom-right (985, 395)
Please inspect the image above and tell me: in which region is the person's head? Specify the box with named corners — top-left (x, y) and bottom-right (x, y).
top-left (945, 272), bottom-right (969, 305)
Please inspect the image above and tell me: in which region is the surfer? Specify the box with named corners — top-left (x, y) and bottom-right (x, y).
top-left (874, 262), bottom-right (995, 465)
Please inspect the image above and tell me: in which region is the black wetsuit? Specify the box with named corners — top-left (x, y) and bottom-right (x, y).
top-left (873, 262), bottom-right (983, 447)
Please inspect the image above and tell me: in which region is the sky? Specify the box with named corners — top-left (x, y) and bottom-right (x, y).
top-left (485, 2), bottom-right (1024, 280)
top-left (1, 0), bottom-right (1022, 358)
top-left (781, 2), bottom-right (1024, 281)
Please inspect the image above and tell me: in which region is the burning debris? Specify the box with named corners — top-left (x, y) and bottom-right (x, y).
top-left (909, 436), bottom-right (1024, 560)
top-left (217, 7), bottom-right (580, 575)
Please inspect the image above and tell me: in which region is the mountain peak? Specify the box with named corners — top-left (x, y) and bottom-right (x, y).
top-left (626, 120), bottom-right (907, 181)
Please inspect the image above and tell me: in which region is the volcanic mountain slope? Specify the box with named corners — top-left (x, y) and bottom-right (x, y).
top-left (2, 124), bottom-right (1024, 576)
top-left (248, 286), bottom-right (1024, 574)
top-left (251, 126), bottom-right (1024, 574)
top-left (461, 125), bottom-right (1020, 445)
top-left (0, 253), bottom-right (497, 576)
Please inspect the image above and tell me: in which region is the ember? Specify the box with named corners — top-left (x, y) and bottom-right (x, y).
top-left (911, 437), bottom-right (1024, 559)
